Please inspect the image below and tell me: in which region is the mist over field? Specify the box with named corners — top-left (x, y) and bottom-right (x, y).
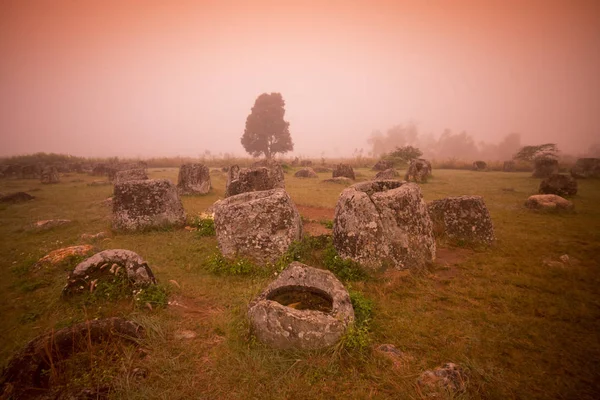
top-left (1, 0), bottom-right (599, 159)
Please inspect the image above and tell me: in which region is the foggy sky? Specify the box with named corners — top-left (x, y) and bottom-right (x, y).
top-left (1, 0), bottom-right (599, 158)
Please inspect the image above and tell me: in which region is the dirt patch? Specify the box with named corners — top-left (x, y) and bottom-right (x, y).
top-left (303, 222), bottom-right (331, 236)
top-left (296, 205), bottom-right (334, 221)
top-left (297, 206), bottom-right (334, 236)
top-left (435, 247), bottom-right (473, 267)
top-left (432, 247), bottom-right (474, 284)
top-left (167, 295), bottom-right (224, 320)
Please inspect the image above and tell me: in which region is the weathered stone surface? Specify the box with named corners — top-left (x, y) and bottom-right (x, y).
top-left (294, 168), bottom-right (318, 178)
top-left (107, 162), bottom-right (147, 181)
top-left (33, 219), bottom-right (71, 230)
top-left (404, 159), bottom-right (432, 182)
top-left (112, 179), bottom-right (185, 231)
top-left (571, 158), bottom-right (600, 178)
top-left (525, 194), bottom-right (574, 211)
top-left (0, 192), bottom-right (34, 203)
top-left (213, 189), bottom-right (302, 263)
top-left (0, 318), bottom-right (143, 399)
top-left (473, 160), bottom-right (487, 171)
top-left (333, 180), bottom-right (435, 271)
top-left (332, 164), bottom-right (355, 180)
top-left (539, 174), bottom-right (577, 196)
top-left (372, 160), bottom-right (394, 171)
top-left (225, 163), bottom-right (285, 197)
top-left (36, 245), bottom-right (96, 268)
top-left (503, 160), bottom-right (516, 172)
top-left (322, 177), bottom-right (352, 184)
top-left (417, 363), bottom-right (467, 396)
top-left (80, 232), bottom-right (108, 241)
top-left (177, 163), bottom-right (211, 194)
top-left (313, 166), bottom-right (331, 173)
top-left (428, 196), bottom-right (495, 245)
top-left (532, 157), bottom-right (559, 178)
top-left (114, 168), bottom-right (148, 184)
top-left (63, 249), bottom-right (157, 295)
top-left (248, 262), bottom-right (354, 349)
top-left (375, 168), bottom-right (400, 179)
top-left (40, 165), bottom-right (60, 184)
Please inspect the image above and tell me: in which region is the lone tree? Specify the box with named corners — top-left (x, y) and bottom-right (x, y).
top-left (385, 145), bottom-right (423, 164)
top-left (513, 143), bottom-right (558, 162)
top-left (241, 93), bottom-right (293, 160)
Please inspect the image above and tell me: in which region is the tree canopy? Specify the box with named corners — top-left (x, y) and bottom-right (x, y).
top-left (513, 143), bottom-right (558, 162)
top-left (241, 93), bottom-right (293, 160)
top-left (385, 145), bottom-right (423, 164)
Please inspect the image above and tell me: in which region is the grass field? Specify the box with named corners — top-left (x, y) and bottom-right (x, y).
top-left (1, 167), bottom-right (599, 399)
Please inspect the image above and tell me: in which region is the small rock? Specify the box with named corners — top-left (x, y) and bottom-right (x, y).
top-left (174, 330), bottom-right (197, 340)
top-left (294, 168), bottom-right (318, 178)
top-left (559, 254), bottom-right (570, 265)
top-left (33, 219), bottom-right (71, 230)
top-left (80, 232), bottom-right (107, 241)
top-left (525, 194), bottom-right (573, 211)
top-left (0, 192), bottom-right (35, 203)
top-left (417, 363), bottom-right (467, 396)
top-left (36, 245), bottom-right (96, 267)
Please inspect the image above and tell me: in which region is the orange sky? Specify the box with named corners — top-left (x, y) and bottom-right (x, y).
top-left (1, 0), bottom-right (599, 157)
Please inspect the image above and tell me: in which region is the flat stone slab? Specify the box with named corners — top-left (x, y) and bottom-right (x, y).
top-left (248, 262), bottom-right (354, 349)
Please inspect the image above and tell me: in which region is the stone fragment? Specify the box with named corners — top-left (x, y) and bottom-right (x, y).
top-left (503, 160), bottom-right (516, 172)
top-left (539, 173), bottom-right (578, 196)
top-left (571, 158), bottom-right (600, 178)
top-left (177, 163), bottom-right (211, 194)
top-left (213, 188), bottom-right (302, 263)
top-left (375, 168), bottom-right (399, 179)
top-left (0, 192), bottom-right (34, 203)
top-left (532, 157), bottom-right (559, 178)
top-left (36, 245), bottom-right (96, 267)
top-left (472, 160), bottom-right (487, 171)
top-left (63, 249), bottom-right (156, 295)
top-left (114, 168), bottom-right (148, 184)
top-left (525, 194), bottom-right (574, 211)
top-left (294, 168), bottom-right (318, 178)
top-left (332, 164), bottom-right (355, 180)
top-left (417, 363), bottom-right (467, 396)
top-left (333, 180), bottom-right (435, 271)
top-left (80, 232), bottom-right (108, 241)
top-left (372, 160), bottom-right (394, 171)
top-left (33, 219), bottom-right (71, 230)
top-left (404, 159), bottom-right (432, 182)
top-left (112, 179), bottom-right (185, 231)
top-left (248, 262), bottom-right (354, 349)
top-left (428, 196), bottom-right (495, 245)
top-left (225, 162), bottom-right (285, 197)
top-left (0, 318), bottom-right (143, 399)
top-left (40, 166), bottom-right (60, 184)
